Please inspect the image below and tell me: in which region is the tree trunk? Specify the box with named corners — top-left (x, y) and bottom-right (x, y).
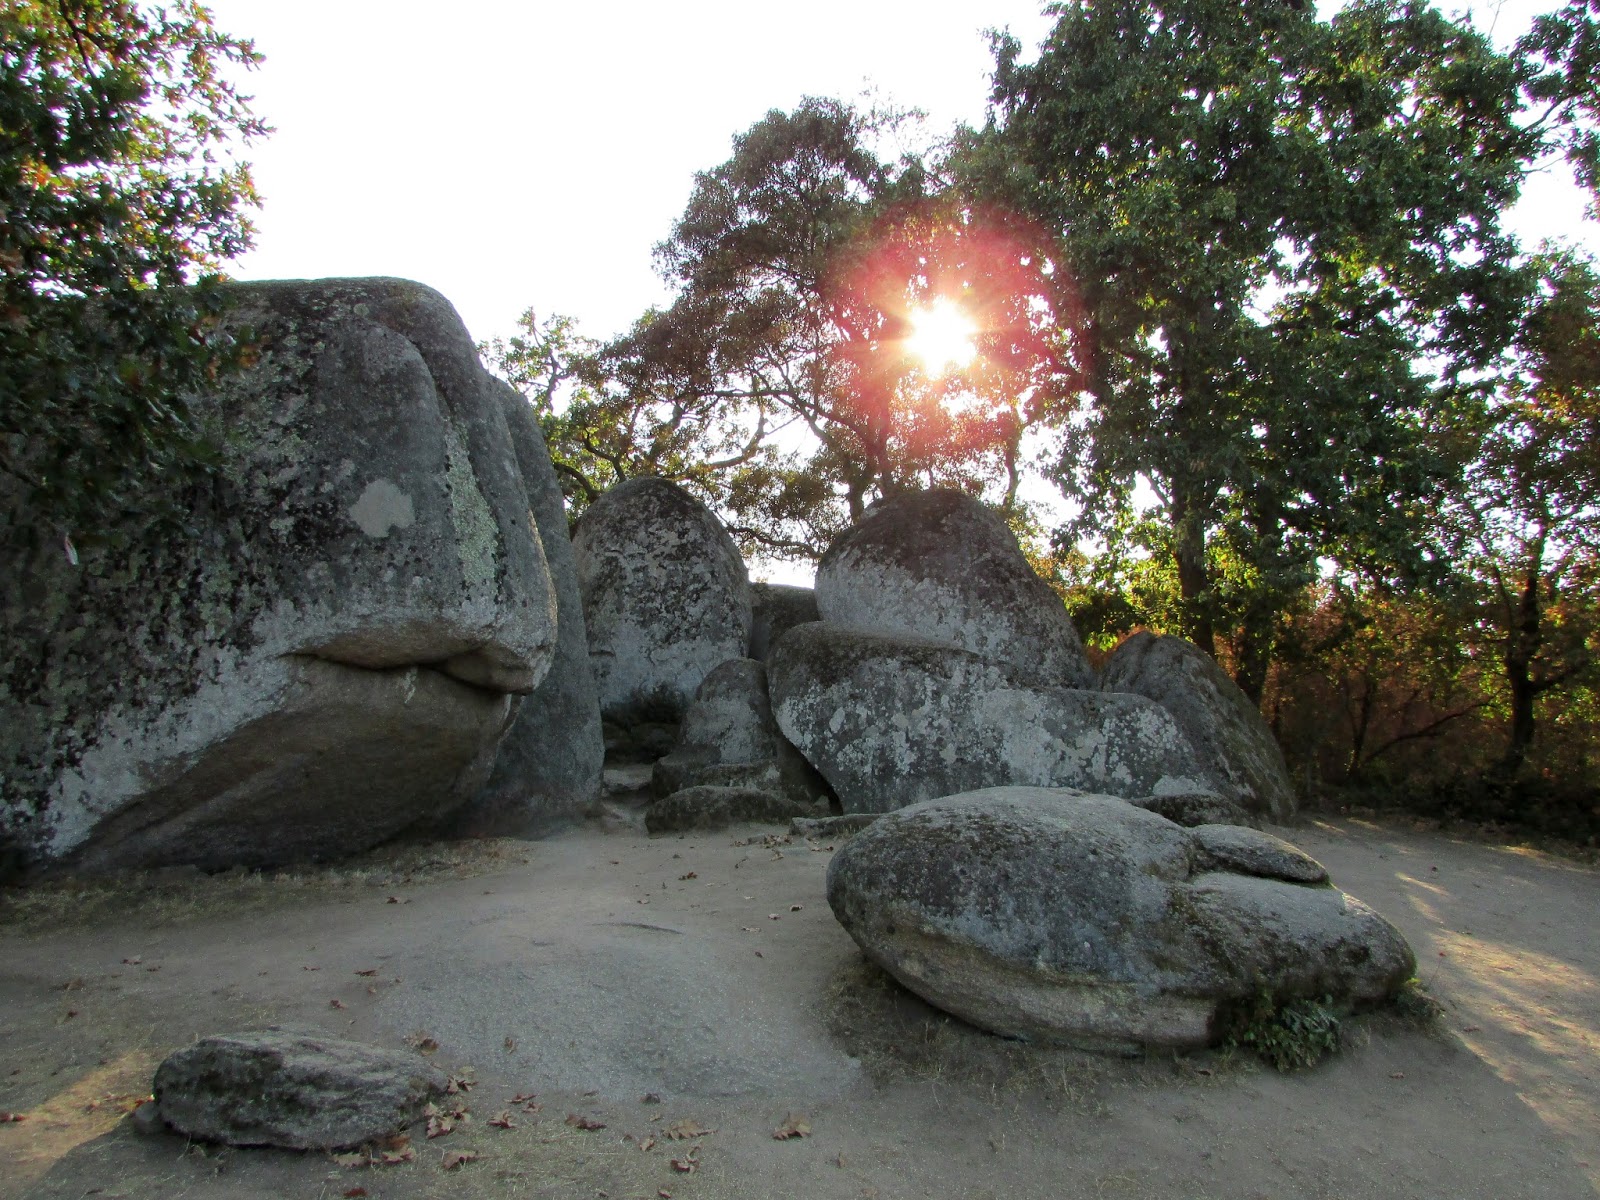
top-left (1495, 544), bottom-right (1545, 779)
top-left (1171, 495), bottom-right (1216, 657)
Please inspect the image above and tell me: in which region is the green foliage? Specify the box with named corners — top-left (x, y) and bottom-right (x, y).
top-left (974, 0), bottom-right (1537, 696)
top-left (0, 0), bottom-right (264, 536)
top-left (1223, 991), bottom-right (1343, 1072)
top-left (513, 97), bottom-right (1078, 560)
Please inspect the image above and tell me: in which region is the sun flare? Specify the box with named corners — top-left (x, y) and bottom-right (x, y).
top-left (903, 300), bottom-right (977, 374)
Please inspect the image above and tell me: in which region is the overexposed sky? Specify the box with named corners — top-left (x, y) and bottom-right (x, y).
top-left (205, 1), bottom-right (1058, 346)
top-left (206, 0), bottom-right (1596, 353)
top-left (204, 1), bottom-right (1595, 585)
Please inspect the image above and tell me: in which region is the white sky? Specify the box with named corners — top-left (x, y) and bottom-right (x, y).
top-left (204, 1), bottom-right (1597, 584)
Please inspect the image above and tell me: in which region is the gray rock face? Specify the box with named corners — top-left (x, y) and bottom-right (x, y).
top-left (748, 583), bottom-right (819, 662)
top-left (152, 1030), bottom-right (447, 1149)
top-left (652, 658), bottom-right (826, 796)
top-left (454, 382), bottom-right (605, 835)
top-left (768, 624), bottom-right (1214, 813)
top-left (1101, 632), bottom-right (1295, 820)
top-left (0, 278), bottom-right (557, 872)
top-left (816, 489), bottom-right (1093, 688)
top-left (826, 788), bottom-right (1415, 1051)
top-left (645, 784), bottom-right (825, 833)
top-left (572, 478), bottom-right (752, 754)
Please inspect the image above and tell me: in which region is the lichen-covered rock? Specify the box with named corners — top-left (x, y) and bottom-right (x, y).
top-left (453, 382), bottom-right (604, 835)
top-left (651, 658), bottom-right (828, 808)
top-left (645, 784), bottom-right (825, 833)
top-left (152, 1030), bottom-right (447, 1149)
top-left (748, 582), bottom-right (819, 662)
top-left (815, 489), bottom-right (1093, 688)
top-left (1101, 632), bottom-right (1295, 820)
top-left (0, 278), bottom-right (557, 872)
top-left (768, 623), bottom-right (1214, 813)
top-left (572, 478), bottom-right (751, 757)
top-left (1126, 791), bottom-right (1256, 829)
top-left (826, 788), bottom-right (1415, 1051)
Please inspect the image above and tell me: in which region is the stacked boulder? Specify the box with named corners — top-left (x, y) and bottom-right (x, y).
top-left (0, 278), bottom-right (604, 876)
top-left (827, 787), bottom-right (1415, 1051)
top-left (647, 658), bottom-right (831, 832)
top-left (768, 490), bottom-right (1270, 821)
top-left (572, 477), bottom-right (753, 761)
top-left (0, 278), bottom-right (601, 873)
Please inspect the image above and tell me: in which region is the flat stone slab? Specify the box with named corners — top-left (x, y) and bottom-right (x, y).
top-left (152, 1030), bottom-right (447, 1149)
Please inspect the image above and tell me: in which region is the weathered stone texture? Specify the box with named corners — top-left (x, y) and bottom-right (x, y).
top-left (748, 582), bottom-right (819, 662)
top-left (152, 1030), bottom-right (447, 1149)
top-left (827, 788), bottom-right (1414, 1050)
top-left (0, 277), bottom-right (556, 871)
top-left (768, 624), bottom-right (1214, 813)
top-left (453, 381), bottom-right (604, 835)
top-left (815, 489), bottom-right (1093, 687)
top-left (572, 478), bottom-right (752, 749)
top-left (1101, 631), bottom-right (1296, 820)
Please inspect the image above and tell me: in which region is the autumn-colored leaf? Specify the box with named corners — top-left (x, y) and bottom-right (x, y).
top-left (504, 1036), bottom-right (517, 1052)
top-left (386, 896), bottom-right (400, 904)
top-left (446, 1072), bottom-right (475, 1094)
top-left (122, 957), bottom-right (141, 965)
top-left (426, 1114), bottom-right (455, 1139)
top-left (342, 1188), bottom-right (368, 1198)
top-left (638, 1135), bottom-right (657, 1152)
top-left (663, 1119), bottom-right (714, 1140)
top-left (509, 1091), bottom-right (537, 1104)
top-left (488, 1110), bottom-right (515, 1129)
top-left (330, 1151), bottom-right (367, 1168)
top-left (789, 904), bottom-right (803, 912)
top-left (405, 1031), bottom-right (440, 1054)
top-left (768, 913), bottom-right (780, 921)
top-left (772, 1113), bottom-right (811, 1140)
top-left (355, 968), bottom-right (378, 977)
top-left (565, 1113), bottom-right (606, 1131)
top-left (330, 998), bottom-right (347, 1010)
top-left (678, 871), bottom-right (697, 880)
top-left (61, 978), bottom-right (84, 991)
top-left (441, 1149), bottom-right (478, 1169)
top-left (0, 1112), bottom-right (26, 1123)
top-left (670, 1144), bottom-right (700, 1173)
top-left (379, 1144), bottom-right (415, 1165)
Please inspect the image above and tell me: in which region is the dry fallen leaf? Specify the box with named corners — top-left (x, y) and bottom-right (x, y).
top-left (767, 913), bottom-right (780, 921)
top-left (1390, 1072), bottom-right (1406, 1080)
top-left (510, 1092), bottom-right (537, 1104)
top-left (789, 904), bottom-right (803, 912)
top-left (442, 1149), bottom-right (478, 1169)
top-left (0, 1112), bottom-right (26, 1123)
top-left (329, 999), bottom-right (347, 1010)
top-left (663, 1119), bottom-right (715, 1140)
top-left (122, 957), bottom-right (141, 965)
top-left (61, 978), bottom-right (84, 991)
top-left (386, 896), bottom-right (400, 904)
top-left (504, 1037), bottom-right (517, 1053)
top-left (638, 1135), bottom-right (657, 1152)
top-left (670, 1144), bottom-right (701, 1173)
top-left (772, 1113), bottom-right (811, 1140)
top-left (330, 1151), bottom-right (368, 1168)
top-left (355, 969), bottom-right (378, 977)
top-left (426, 1114), bottom-right (455, 1139)
top-left (379, 1144), bottom-right (415, 1165)
top-left (342, 1188), bottom-right (368, 1198)
top-left (679, 871), bottom-right (697, 880)
top-left (447, 1071), bottom-right (476, 1093)
top-left (488, 1110), bottom-right (515, 1130)
top-left (565, 1113), bottom-right (606, 1131)
top-left (405, 1031), bottom-right (439, 1054)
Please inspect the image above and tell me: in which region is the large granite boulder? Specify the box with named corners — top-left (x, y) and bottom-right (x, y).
top-left (1101, 632), bottom-right (1295, 820)
top-left (816, 489), bottom-right (1094, 688)
top-left (572, 477), bottom-right (752, 757)
top-left (827, 788), bottom-right (1414, 1051)
top-left (747, 582), bottom-right (819, 662)
top-left (452, 382), bottom-right (605, 835)
top-left (650, 658), bottom-right (831, 828)
top-left (769, 624), bottom-right (1215, 813)
top-left (152, 1030), bottom-right (447, 1149)
top-left (0, 278), bottom-right (557, 872)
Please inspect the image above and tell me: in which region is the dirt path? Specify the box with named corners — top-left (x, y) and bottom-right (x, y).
top-left (0, 816), bottom-right (1595, 1200)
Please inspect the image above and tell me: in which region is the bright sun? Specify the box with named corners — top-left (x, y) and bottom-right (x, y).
top-left (903, 300), bottom-right (977, 374)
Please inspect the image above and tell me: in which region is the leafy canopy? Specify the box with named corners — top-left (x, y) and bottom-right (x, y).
top-left (0, 0), bottom-right (264, 536)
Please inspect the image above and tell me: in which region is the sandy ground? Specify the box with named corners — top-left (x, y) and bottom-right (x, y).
top-left (0, 807), bottom-right (1596, 1200)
